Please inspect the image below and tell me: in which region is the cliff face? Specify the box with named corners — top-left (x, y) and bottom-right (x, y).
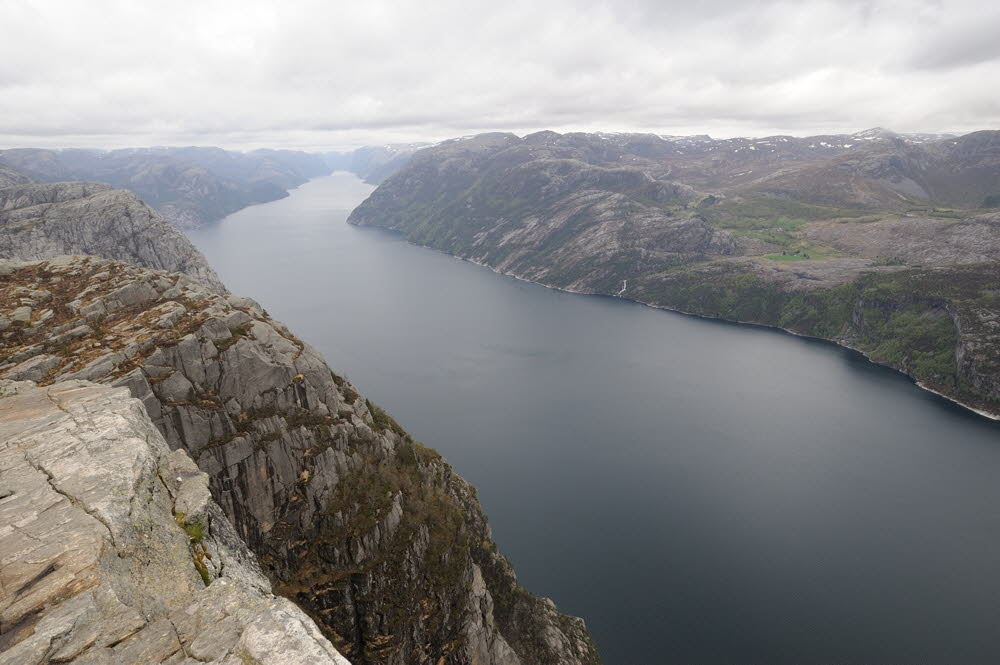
top-left (0, 378), bottom-right (350, 664)
top-left (348, 130), bottom-right (1000, 418)
top-left (0, 182), bottom-right (226, 294)
top-left (0, 256), bottom-right (601, 665)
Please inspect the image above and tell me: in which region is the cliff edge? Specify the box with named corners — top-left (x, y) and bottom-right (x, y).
top-left (0, 255), bottom-right (601, 665)
top-left (0, 183), bottom-right (226, 294)
top-left (0, 378), bottom-right (350, 664)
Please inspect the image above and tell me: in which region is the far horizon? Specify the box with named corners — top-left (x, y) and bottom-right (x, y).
top-left (0, 125), bottom-right (991, 154)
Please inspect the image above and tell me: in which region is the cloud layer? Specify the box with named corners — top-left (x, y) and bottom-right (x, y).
top-left (1, 0), bottom-right (997, 149)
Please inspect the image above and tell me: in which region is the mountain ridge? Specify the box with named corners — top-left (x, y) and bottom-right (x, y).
top-left (0, 147), bottom-right (330, 229)
top-left (348, 128), bottom-right (1000, 420)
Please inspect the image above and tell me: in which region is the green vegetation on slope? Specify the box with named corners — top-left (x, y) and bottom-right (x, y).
top-left (630, 264), bottom-right (1000, 403)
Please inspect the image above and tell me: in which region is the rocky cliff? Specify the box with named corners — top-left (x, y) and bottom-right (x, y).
top-left (349, 130), bottom-right (1000, 418)
top-left (0, 182), bottom-right (226, 294)
top-left (0, 255), bottom-right (601, 665)
top-left (0, 378), bottom-right (351, 664)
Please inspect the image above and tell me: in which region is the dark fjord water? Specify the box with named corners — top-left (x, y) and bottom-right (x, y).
top-left (189, 173), bottom-right (1000, 665)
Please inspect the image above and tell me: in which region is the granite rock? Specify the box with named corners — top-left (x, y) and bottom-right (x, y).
top-left (0, 183), bottom-right (226, 293)
top-left (0, 379), bottom-right (350, 665)
top-left (0, 256), bottom-right (601, 665)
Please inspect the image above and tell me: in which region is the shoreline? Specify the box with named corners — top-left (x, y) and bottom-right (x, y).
top-left (424, 243), bottom-right (1000, 423)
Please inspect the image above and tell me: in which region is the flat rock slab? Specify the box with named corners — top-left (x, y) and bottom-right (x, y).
top-left (0, 380), bottom-right (350, 665)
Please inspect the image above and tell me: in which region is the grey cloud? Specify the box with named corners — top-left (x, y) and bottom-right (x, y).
top-left (905, 14), bottom-right (1000, 70)
top-left (0, 0), bottom-right (996, 150)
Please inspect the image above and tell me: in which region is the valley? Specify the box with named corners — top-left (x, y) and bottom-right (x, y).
top-left (190, 172), bottom-right (1000, 665)
top-left (5, 4), bottom-right (999, 664)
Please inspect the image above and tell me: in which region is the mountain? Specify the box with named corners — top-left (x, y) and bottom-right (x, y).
top-left (0, 181), bottom-right (226, 293)
top-left (0, 378), bottom-right (350, 665)
top-left (0, 253), bottom-right (601, 665)
top-left (0, 164), bottom-right (30, 188)
top-left (0, 147), bottom-right (333, 229)
top-left (324, 143), bottom-right (429, 184)
top-left (0, 144), bottom-right (429, 228)
top-left (747, 130), bottom-right (1000, 209)
top-left (349, 129), bottom-right (1000, 418)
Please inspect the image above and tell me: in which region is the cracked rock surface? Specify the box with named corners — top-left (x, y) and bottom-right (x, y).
top-left (0, 183), bottom-right (226, 294)
top-left (0, 256), bottom-right (601, 665)
top-left (0, 379), bottom-right (350, 665)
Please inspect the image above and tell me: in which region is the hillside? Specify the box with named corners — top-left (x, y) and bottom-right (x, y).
top-left (324, 143), bottom-right (429, 184)
top-left (0, 165), bottom-right (30, 188)
top-left (0, 255), bottom-right (601, 665)
top-left (349, 129), bottom-right (1000, 418)
top-left (0, 147), bottom-right (332, 229)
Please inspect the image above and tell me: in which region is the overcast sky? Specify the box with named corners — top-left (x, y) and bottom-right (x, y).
top-left (1, 0), bottom-right (997, 150)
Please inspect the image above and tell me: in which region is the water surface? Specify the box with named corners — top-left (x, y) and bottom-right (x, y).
top-left (190, 173), bottom-right (1000, 665)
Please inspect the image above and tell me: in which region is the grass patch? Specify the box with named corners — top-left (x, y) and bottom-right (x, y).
top-left (367, 399), bottom-right (406, 437)
top-left (764, 243), bottom-right (840, 261)
top-left (702, 197), bottom-right (870, 226)
top-left (175, 514), bottom-right (212, 586)
top-left (215, 324), bottom-right (251, 352)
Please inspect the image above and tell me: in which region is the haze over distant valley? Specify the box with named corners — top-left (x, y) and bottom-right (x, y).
top-left (0, 143), bottom-right (422, 228)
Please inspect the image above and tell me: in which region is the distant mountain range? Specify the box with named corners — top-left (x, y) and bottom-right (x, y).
top-left (12, 127), bottom-right (986, 232)
top-left (349, 127), bottom-right (1000, 418)
top-left (0, 143), bottom-right (425, 228)
top-left (0, 146), bottom-right (327, 228)
top-left (323, 143), bottom-right (430, 185)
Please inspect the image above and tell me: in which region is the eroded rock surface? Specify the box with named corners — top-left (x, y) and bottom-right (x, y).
top-left (0, 166), bottom-right (29, 189)
top-left (0, 379), bottom-right (350, 664)
top-left (0, 256), bottom-right (601, 665)
top-left (0, 183), bottom-right (226, 293)
top-left (805, 212), bottom-right (1000, 266)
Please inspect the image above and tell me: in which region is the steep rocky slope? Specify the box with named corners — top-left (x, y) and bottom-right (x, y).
top-left (0, 378), bottom-right (351, 664)
top-left (0, 148), bottom-right (332, 229)
top-left (0, 256), bottom-right (601, 665)
top-left (0, 165), bottom-right (29, 188)
top-left (0, 182), bottom-right (226, 293)
top-left (349, 130), bottom-right (1000, 418)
